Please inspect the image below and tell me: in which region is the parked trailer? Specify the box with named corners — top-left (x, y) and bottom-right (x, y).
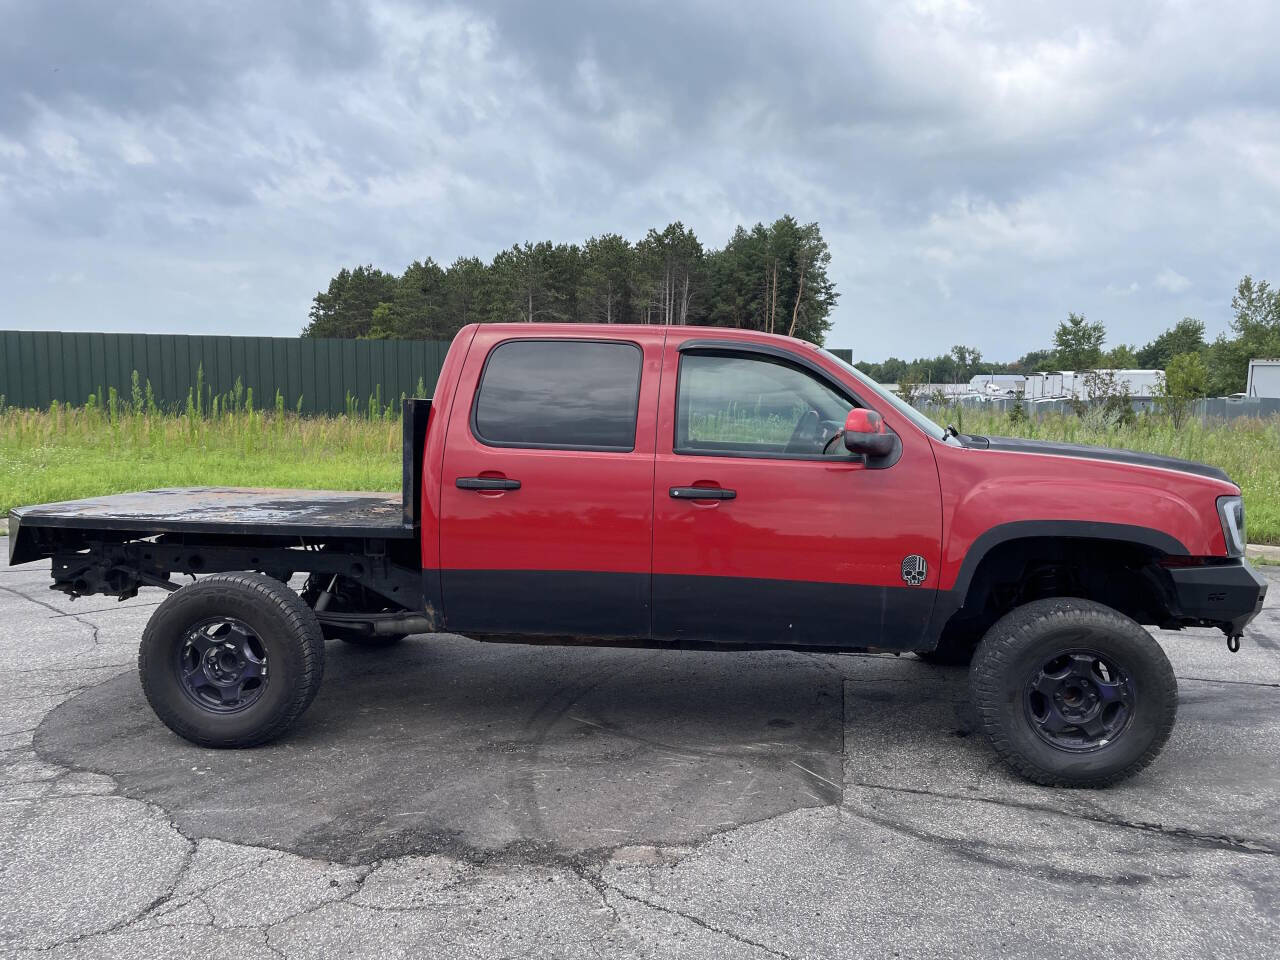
top-left (1023, 370), bottom-right (1160, 400)
top-left (1247, 359), bottom-right (1280, 399)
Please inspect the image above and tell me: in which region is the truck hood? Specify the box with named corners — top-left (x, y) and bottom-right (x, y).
top-left (957, 434), bottom-right (1230, 483)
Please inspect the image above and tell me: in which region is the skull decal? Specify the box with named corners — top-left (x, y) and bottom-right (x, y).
top-left (901, 554), bottom-right (928, 586)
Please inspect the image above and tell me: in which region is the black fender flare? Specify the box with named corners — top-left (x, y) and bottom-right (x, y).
top-left (923, 520), bottom-right (1189, 647)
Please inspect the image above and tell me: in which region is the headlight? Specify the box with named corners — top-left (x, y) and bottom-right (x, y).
top-left (1217, 495), bottom-right (1245, 557)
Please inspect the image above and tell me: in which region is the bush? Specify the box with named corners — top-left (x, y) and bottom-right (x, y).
top-left (1078, 369), bottom-right (1135, 429)
top-left (1156, 352), bottom-right (1207, 428)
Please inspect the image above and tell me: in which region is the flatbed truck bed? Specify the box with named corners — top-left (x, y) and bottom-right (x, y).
top-left (9, 487), bottom-right (412, 563)
top-left (7, 399), bottom-right (433, 611)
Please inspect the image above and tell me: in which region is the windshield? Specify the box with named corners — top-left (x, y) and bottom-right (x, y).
top-left (822, 350), bottom-right (949, 442)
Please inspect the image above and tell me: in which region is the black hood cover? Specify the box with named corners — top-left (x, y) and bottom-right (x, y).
top-left (957, 434), bottom-right (1230, 483)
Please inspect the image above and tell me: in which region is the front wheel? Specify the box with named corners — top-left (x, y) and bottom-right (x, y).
top-left (969, 598), bottom-right (1176, 787)
top-left (139, 572), bottom-right (325, 748)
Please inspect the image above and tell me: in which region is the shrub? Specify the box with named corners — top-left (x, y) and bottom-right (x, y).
top-left (1156, 352), bottom-right (1208, 428)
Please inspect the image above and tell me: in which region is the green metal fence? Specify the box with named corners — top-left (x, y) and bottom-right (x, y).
top-left (0, 331), bottom-right (448, 415)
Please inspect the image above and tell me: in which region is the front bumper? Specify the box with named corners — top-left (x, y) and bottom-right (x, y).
top-left (1167, 560), bottom-right (1268, 636)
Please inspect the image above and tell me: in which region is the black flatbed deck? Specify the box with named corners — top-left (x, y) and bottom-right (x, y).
top-left (10, 487), bottom-right (413, 541)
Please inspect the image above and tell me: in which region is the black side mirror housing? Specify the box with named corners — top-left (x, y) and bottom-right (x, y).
top-left (843, 408), bottom-right (896, 458)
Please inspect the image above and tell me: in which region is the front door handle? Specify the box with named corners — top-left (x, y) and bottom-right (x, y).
top-left (670, 486), bottom-right (736, 501)
top-left (457, 477), bottom-right (521, 491)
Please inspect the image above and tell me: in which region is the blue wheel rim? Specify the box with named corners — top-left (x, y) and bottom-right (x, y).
top-left (1023, 648), bottom-right (1135, 753)
top-left (175, 617), bottom-right (269, 714)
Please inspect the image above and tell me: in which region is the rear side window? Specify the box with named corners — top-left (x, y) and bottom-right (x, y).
top-left (472, 339), bottom-right (642, 451)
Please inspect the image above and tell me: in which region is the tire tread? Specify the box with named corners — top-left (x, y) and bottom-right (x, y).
top-left (139, 572), bottom-right (325, 748)
top-left (969, 597), bottom-right (1177, 788)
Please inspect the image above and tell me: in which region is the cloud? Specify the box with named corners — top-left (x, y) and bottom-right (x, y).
top-left (1, 0), bottom-right (1279, 362)
top-left (1155, 268), bottom-right (1192, 294)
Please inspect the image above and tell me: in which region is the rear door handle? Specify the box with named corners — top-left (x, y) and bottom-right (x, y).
top-left (669, 486), bottom-right (736, 500)
top-left (456, 477), bottom-right (521, 491)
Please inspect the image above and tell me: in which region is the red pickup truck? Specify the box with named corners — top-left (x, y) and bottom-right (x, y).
top-left (8, 324), bottom-right (1266, 787)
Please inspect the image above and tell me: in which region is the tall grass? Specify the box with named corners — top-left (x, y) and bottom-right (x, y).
top-left (688, 400), bottom-right (799, 445)
top-left (0, 399), bottom-right (401, 517)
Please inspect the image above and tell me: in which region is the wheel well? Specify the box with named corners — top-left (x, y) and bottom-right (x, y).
top-left (939, 536), bottom-right (1173, 652)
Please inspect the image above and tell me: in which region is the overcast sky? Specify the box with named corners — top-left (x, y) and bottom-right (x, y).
top-left (2, 0), bottom-right (1277, 361)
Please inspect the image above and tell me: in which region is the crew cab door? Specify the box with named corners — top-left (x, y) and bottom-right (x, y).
top-left (651, 338), bottom-right (942, 649)
top-left (437, 329), bottom-right (662, 637)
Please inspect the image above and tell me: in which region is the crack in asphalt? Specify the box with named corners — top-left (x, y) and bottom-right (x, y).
top-left (1, 684), bottom-right (101, 704)
top-left (1177, 674), bottom-right (1280, 689)
top-left (599, 880), bottom-right (798, 960)
top-left (45, 601), bottom-right (162, 618)
top-left (8, 851), bottom-right (665, 960)
top-left (0, 584), bottom-right (103, 648)
top-left (846, 780), bottom-right (1279, 856)
top-left (5, 786), bottom-right (194, 953)
top-left (142, 851), bottom-right (288, 925)
top-left (8, 805), bottom-right (373, 955)
top-left (7, 662), bottom-right (129, 678)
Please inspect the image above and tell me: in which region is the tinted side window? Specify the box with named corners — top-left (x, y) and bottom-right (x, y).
top-left (473, 340), bottom-right (642, 450)
top-left (676, 352), bottom-right (854, 458)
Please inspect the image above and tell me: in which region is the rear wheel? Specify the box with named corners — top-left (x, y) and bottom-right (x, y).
top-left (139, 572), bottom-right (325, 748)
top-left (969, 597), bottom-right (1176, 787)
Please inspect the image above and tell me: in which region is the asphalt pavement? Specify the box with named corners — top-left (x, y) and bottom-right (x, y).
top-left (2, 549), bottom-right (1277, 959)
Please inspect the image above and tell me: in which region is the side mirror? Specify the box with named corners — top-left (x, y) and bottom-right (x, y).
top-left (843, 408), bottom-right (895, 458)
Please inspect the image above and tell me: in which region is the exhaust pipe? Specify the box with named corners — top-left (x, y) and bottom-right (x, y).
top-left (315, 610), bottom-right (437, 636)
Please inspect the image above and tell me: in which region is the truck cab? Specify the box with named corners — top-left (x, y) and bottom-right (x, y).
top-left (8, 323), bottom-right (1267, 787)
top-left (428, 324), bottom-right (941, 649)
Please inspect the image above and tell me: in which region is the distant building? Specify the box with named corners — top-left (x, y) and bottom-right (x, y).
top-left (1246, 359), bottom-right (1280, 399)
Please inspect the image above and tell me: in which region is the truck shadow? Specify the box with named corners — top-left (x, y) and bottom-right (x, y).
top-left (38, 632), bottom-right (1278, 864)
top-left (33, 636), bottom-right (965, 864)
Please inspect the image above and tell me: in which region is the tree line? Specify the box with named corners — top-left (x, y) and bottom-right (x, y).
top-left (302, 216), bottom-right (839, 346)
top-left (854, 276), bottom-right (1280, 397)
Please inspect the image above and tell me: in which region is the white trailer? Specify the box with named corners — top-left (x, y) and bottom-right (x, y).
top-left (1025, 372), bottom-right (1065, 399)
top-left (1061, 369), bottom-right (1161, 399)
top-left (1111, 369), bottom-right (1162, 398)
top-left (1246, 359), bottom-right (1280, 398)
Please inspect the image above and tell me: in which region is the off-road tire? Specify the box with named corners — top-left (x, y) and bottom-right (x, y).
top-left (139, 572), bottom-right (325, 748)
top-left (970, 597), bottom-right (1177, 788)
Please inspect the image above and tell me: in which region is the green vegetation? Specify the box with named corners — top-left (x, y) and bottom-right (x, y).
top-left (0, 404), bottom-right (401, 518)
top-left (1154, 352), bottom-right (1208, 427)
top-left (1051, 312), bottom-right (1107, 371)
top-left (857, 274), bottom-right (1280, 397)
top-left (957, 409), bottom-right (1280, 545)
top-left (688, 404), bottom-right (798, 446)
top-left (304, 215), bottom-right (839, 345)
